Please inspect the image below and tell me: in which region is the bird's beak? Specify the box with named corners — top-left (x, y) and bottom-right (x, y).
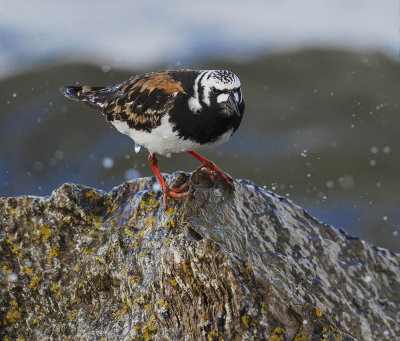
top-left (226, 94), bottom-right (241, 117)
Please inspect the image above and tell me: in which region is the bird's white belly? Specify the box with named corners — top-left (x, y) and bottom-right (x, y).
top-left (111, 115), bottom-right (233, 155)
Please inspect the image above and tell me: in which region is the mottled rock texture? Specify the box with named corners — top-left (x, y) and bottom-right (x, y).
top-left (0, 171), bottom-right (399, 340)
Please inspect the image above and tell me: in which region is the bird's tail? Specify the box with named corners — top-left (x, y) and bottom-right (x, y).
top-left (64, 86), bottom-right (112, 111)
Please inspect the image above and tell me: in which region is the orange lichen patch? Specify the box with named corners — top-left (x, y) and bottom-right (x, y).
top-left (140, 73), bottom-right (185, 95)
top-left (6, 300), bottom-right (21, 323)
top-left (47, 246), bottom-right (60, 264)
top-left (170, 279), bottom-right (178, 287)
top-left (269, 327), bottom-right (285, 341)
top-left (316, 309), bottom-right (323, 317)
top-left (29, 276), bottom-right (40, 290)
top-left (241, 315), bottom-right (249, 328)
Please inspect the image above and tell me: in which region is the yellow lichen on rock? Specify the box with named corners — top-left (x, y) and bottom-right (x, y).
top-left (208, 330), bottom-right (224, 341)
top-left (138, 250), bottom-right (151, 259)
top-left (241, 315), bottom-right (249, 328)
top-left (182, 261), bottom-right (191, 275)
top-left (67, 309), bottom-right (77, 320)
top-left (50, 281), bottom-right (62, 296)
top-left (6, 300), bottom-right (22, 323)
top-left (38, 224), bottom-right (52, 243)
top-left (29, 276), bottom-right (40, 290)
top-left (47, 246), bottom-right (60, 264)
top-left (142, 315), bottom-right (157, 341)
top-left (269, 327), bottom-right (285, 341)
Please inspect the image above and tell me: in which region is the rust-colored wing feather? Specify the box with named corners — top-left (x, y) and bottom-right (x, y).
top-left (65, 72), bottom-right (185, 132)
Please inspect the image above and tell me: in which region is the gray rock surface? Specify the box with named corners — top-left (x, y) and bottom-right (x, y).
top-left (0, 171), bottom-right (399, 340)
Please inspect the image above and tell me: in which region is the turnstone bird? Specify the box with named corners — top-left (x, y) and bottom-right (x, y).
top-left (64, 69), bottom-right (245, 207)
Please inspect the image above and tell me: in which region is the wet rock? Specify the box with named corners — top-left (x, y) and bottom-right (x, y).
top-left (0, 172), bottom-right (399, 340)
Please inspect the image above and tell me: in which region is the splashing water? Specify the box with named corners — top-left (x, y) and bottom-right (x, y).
top-left (134, 144), bottom-right (141, 153)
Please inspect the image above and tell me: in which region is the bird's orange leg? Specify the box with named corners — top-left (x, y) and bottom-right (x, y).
top-left (187, 151), bottom-right (232, 186)
top-left (148, 154), bottom-right (190, 208)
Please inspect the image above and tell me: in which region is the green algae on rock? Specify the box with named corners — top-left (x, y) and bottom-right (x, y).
top-left (0, 171), bottom-right (399, 340)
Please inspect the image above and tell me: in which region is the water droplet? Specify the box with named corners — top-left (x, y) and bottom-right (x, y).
top-left (383, 216), bottom-right (388, 221)
top-left (369, 160), bottom-right (376, 166)
top-left (383, 146), bottom-right (391, 154)
top-left (8, 273), bottom-right (18, 282)
top-left (152, 183), bottom-right (161, 191)
top-left (102, 157), bottom-right (114, 169)
top-left (125, 168), bottom-right (140, 180)
top-left (364, 275), bottom-right (372, 282)
top-left (49, 158), bottom-right (57, 167)
top-left (370, 146), bottom-right (378, 154)
top-left (165, 153), bottom-right (172, 158)
top-left (300, 149), bottom-right (307, 157)
top-left (102, 64), bottom-right (111, 73)
top-left (338, 175), bottom-right (354, 189)
top-left (134, 144), bottom-right (141, 153)
top-left (12, 93), bottom-right (17, 97)
top-left (55, 150), bottom-right (64, 160)
top-left (33, 161), bottom-right (43, 170)
top-left (325, 180), bottom-right (334, 188)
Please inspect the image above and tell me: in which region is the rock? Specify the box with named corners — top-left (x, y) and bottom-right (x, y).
top-left (0, 171), bottom-right (399, 340)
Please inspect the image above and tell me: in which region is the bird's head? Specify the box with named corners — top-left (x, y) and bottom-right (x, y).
top-left (188, 70), bottom-right (245, 118)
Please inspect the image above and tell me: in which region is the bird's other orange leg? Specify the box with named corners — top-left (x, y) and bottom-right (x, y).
top-left (187, 151), bottom-right (232, 186)
top-left (148, 154), bottom-right (190, 208)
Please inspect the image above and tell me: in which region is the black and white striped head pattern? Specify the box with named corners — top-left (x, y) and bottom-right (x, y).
top-left (188, 70), bottom-right (244, 116)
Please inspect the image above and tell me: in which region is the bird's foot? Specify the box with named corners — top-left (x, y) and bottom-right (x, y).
top-left (162, 183), bottom-right (190, 208)
top-left (197, 160), bottom-right (233, 186)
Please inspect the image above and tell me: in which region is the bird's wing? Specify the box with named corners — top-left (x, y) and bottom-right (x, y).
top-left (65, 72), bottom-right (186, 132)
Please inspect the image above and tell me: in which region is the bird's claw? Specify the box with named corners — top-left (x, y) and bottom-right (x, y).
top-left (198, 161), bottom-right (232, 186)
top-left (162, 184), bottom-right (190, 208)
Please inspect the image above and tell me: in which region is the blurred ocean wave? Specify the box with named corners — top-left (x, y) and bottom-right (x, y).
top-left (0, 0), bottom-right (399, 79)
